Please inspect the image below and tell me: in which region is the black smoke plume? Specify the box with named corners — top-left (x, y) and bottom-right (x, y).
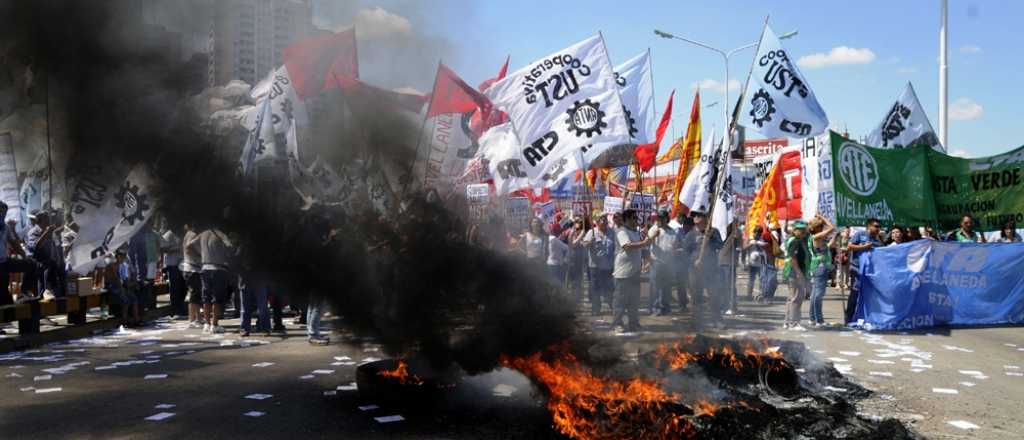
top-left (0, 0), bottom-right (577, 373)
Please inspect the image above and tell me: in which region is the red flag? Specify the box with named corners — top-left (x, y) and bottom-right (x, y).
top-left (426, 63), bottom-right (491, 119)
top-left (634, 90), bottom-right (674, 172)
top-left (477, 56), bottom-right (509, 92)
top-left (471, 57), bottom-right (510, 136)
top-left (283, 29), bottom-right (358, 99)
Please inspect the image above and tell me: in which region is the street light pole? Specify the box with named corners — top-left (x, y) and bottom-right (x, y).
top-left (654, 29), bottom-right (797, 151)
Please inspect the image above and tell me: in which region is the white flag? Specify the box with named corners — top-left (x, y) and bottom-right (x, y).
top-left (799, 133), bottom-right (836, 223)
top-left (484, 34), bottom-right (632, 186)
top-left (866, 82), bottom-right (943, 151)
top-left (67, 165), bottom-right (157, 274)
top-left (239, 98), bottom-right (278, 175)
top-left (614, 50), bottom-right (655, 144)
top-left (740, 25), bottom-right (829, 138)
top-left (246, 66), bottom-right (308, 130)
top-left (479, 123), bottom-right (530, 195)
top-left (422, 111), bottom-right (478, 192)
top-left (678, 131), bottom-right (721, 213)
top-left (710, 138), bottom-right (735, 236)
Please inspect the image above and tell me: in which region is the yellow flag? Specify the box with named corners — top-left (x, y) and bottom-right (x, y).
top-left (668, 91), bottom-right (702, 218)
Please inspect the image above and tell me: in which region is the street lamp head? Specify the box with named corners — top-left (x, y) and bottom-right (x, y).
top-left (779, 30), bottom-right (799, 40)
top-left (654, 29), bottom-right (674, 39)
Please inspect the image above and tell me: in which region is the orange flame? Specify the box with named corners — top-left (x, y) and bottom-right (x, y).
top-left (376, 359), bottom-right (424, 386)
top-left (655, 340), bottom-right (789, 374)
top-left (692, 400), bottom-right (719, 417)
top-left (502, 348), bottom-right (695, 440)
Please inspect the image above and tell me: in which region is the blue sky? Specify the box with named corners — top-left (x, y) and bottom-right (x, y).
top-left (318, 1), bottom-right (1019, 157)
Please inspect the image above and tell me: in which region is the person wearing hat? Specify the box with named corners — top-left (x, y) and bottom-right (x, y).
top-left (647, 210), bottom-right (679, 316)
top-left (783, 220), bottom-right (811, 331)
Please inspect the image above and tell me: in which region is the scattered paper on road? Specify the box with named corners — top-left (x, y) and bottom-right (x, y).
top-left (34, 375), bottom-right (52, 381)
top-left (35, 387), bottom-right (62, 393)
top-left (252, 362), bottom-right (274, 368)
top-left (145, 412), bottom-right (175, 421)
top-left (824, 386), bottom-right (847, 392)
top-left (868, 371), bottom-right (893, 377)
top-left (959, 382), bottom-right (976, 387)
top-left (827, 357), bottom-right (849, 363)
top-left (374, 415), bottom-right (404, 423)
top-left (245, 393), bottom-right (273, 400)
top-left (311, 369), bottom-right (334, 375)
top-left (942, 345), bottom-right (974, 353)
top-left (838, 351), bottom-right (861, 357)
top-left (299, 375), bottom-right (314, 380)
top-left (323, 390), bottom-right (337, 396)
top-left (144, 374), bottom-right (168, 380)
top-left (1004, 365), bottom-right (1021, 370)
top-left (244, 411), bottom-right (265, 417)
top-left (337, 383), bottom-right (358, 391)
top-left (1006, 372), bottom-right (1024, 377)
top-left (95, 366), bottom-right (117, 371)
top-left (947, 420), bottom-right (979, 430)
top-left (868, 360), bottom-right (894, 365)
top-left (959, 370), bottom-right (984, 376)
top-left (334, 356), bottom-right (351, 361)
top-left (932, 388), bottom-right (958, 394)
top-left (358, 405), bottom-right (379, 411)
top-left (155, 404), bottom-right (175, 409)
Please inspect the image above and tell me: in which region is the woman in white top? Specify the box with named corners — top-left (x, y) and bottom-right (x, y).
top-left (547, 223), bottom-right (570, 287)
top-left (521, 217), bottom-right (547, 265)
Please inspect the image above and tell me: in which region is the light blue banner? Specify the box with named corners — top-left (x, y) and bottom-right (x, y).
top-left (854, 240), bottom-right (1024, 330)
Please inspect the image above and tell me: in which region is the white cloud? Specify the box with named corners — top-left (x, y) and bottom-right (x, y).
top-left (797, 46), bottom-right (876, 69)
top-left (959, 45), bottom-right (982, 54)
top-left (949, 148), bottom-right (970, 158)
top-left (896, 66), bottom-right (918, 74)
top-left (949, 97), bottom-right (983, 121)
top-left (690, 79), bottom-right (740, 94)
top-left (353, 7), bottom-right (412, 40)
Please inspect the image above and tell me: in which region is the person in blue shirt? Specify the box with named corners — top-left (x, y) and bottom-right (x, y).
top-left (845, 218), bottom-right (883, 324)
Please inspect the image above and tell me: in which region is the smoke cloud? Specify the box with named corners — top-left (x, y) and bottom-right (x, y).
top-left (0, 0), bottom-right (577, 374)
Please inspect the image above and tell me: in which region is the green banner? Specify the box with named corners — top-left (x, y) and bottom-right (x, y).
top-left (928, 145), bottom-right (1024, 231)
top-left (830, 132), bottom-right (936, 227)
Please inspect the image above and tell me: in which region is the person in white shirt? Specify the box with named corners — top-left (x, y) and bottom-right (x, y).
top-left (582, 215), bottom-right (615, 314)
top-left (647, 211), bottom-right (679, 316)
top-left (546, 223), bottom-right (569, 288)
top-left (612, 209), bottom-right (653, 332)
top-left (181, 224), bottom-right (203, 328)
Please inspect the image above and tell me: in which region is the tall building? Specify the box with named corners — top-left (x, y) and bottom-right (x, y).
top-left (208, 0), bottom-right (314, 87)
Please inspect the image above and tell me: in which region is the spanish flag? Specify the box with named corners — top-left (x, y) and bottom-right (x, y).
top-left (668, 91), bottom-right (702, 218)
top-left (746, 157), bottom-right (782, 238)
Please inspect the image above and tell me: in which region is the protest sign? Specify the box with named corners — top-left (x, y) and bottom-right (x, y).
top-left (800, 134), bottom-right (835, 222)
top-left (535, 201), bottom-right (556, 223)
top-left (603, 196), bottom-right (623, 214)
top-left (831, 132), bottom-right (936, 227)
top-left (855, 240), bottom-right (1024, 330)
top-left (504, 197), bottom-right (531, 232)
top-left (466, 184), bottom-right (491, 204)
top-left (571, 200), bottom-right (593, 219)
top-left (927, 145), bottom-right (1024, 230)
top-left (629, 192), bottom-right (655, 224)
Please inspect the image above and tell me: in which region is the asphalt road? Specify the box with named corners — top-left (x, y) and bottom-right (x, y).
top-left (0, 280), bottom-right (1021, 440)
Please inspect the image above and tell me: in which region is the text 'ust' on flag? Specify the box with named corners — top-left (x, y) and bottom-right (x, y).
top-left (484, 34), bottom-right (632, 190)
top-left (866, 82), bottom-right (943, 152)
top-left (741, 25), bottom-right (829, 139)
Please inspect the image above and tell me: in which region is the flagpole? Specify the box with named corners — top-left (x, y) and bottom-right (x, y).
top-left (404, 60), bottom-right (442, 197)
top-left (45, 71), bottom-right (53, 210)
top-left (938, 0), bottom-right (949, 148)
top-left (697, 16), bottom-right (768, 268)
